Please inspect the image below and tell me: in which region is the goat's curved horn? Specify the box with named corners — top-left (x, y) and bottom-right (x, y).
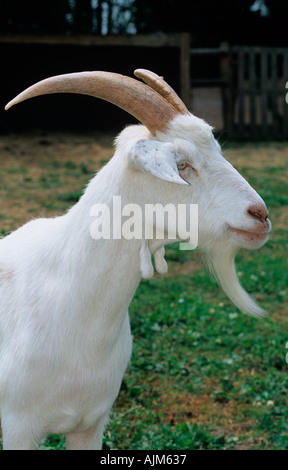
top-left (134, 68), bottom-right (189, 115)
top-left (5, 71), bottom-right (178, 135)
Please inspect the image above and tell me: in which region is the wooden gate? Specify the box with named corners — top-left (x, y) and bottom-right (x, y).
top-left (229, 47), bottom-right (288, 140)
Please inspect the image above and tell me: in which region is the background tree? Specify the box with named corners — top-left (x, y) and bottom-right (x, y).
top-left (0, 0), bottom-right (286, 46)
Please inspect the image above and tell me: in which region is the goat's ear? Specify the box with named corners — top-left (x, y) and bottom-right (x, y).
top-left (128, 140), bottom-right (188, 185)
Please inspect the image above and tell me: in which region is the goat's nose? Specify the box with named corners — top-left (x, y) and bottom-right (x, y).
top-left (247, 204), bottom-right (268, 221)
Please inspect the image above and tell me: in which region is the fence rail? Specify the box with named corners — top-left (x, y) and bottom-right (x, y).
top-left (0, 33), bottom-right (191, 108)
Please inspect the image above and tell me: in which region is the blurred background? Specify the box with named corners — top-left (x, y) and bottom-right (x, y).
top-left (0, 0), bottom-right (287, 139)
top-left (1, 2), bottom-right (288, 451)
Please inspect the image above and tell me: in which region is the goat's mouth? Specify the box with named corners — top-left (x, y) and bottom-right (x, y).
top-left (227, 220), bottom-right (271, 245)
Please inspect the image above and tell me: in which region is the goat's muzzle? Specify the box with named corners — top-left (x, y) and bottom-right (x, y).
top-left (227, 203), bottom-right (271, 247)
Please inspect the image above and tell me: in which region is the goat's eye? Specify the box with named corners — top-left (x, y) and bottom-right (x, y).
top-left (177, 161), bottom-right (198, 176)
top-left (177, 161), bottom-right (196, 171)
top-left (177, 162), bottom-right (188, 170)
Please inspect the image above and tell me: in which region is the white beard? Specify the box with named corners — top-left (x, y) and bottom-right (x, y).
top-left (204, 244), bottom-right (266, 318)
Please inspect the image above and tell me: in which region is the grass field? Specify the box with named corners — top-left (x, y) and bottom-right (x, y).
top-left (0, 131), bottom-right (287, 450)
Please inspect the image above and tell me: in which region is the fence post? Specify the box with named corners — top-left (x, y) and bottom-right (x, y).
top-left (249, 49), bottom-right (257, 139)
top-left (283, 50), bottom-right (288, 139)
top-left (220, 45), bottom-right (231, 134)
top-left (180, 33), bottom-right (191, 108)
top-left (260, 49), bottom-right (268, 139)
top-left (238, 49), bottom-right (245, 138)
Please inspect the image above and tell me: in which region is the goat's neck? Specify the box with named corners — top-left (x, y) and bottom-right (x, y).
top-left (61, 154), bottom-right (149, 329)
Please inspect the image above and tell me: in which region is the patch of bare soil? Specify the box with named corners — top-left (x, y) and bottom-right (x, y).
top-left (0, 130), bottom-right (115, 229)
top-left (150, 377), bottom-right (263, 449)
top-left (1, 129), bottom-right (114, 165)
top-left (223, 144), bottom-right (288, 171)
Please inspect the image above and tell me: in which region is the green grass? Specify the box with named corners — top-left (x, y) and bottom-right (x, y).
top-left (0, 137), bottom-right (287, 450)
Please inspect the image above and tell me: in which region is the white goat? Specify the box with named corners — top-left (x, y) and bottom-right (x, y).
top-left (1, 69), bottom-right (271, 450)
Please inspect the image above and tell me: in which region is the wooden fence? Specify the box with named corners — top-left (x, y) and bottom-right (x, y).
top-left (189, 46), bottom-right (288, 140)
top-left (1, 35), bottom-right (288, 140)
top-left (0, 32), bottom-right (191, 107)
top-left (228, 47), bottom-right (288, 140)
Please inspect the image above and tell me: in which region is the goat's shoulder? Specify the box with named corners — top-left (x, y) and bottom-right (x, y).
top-left (0, 216), bottom-right (64, 256)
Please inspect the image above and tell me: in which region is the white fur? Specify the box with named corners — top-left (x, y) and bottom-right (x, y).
top-left (0, 114), bottom-right (270, 450)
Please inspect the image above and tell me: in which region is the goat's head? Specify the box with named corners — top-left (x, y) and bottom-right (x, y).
top-left (5, 69), bottom-right (271, 316)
